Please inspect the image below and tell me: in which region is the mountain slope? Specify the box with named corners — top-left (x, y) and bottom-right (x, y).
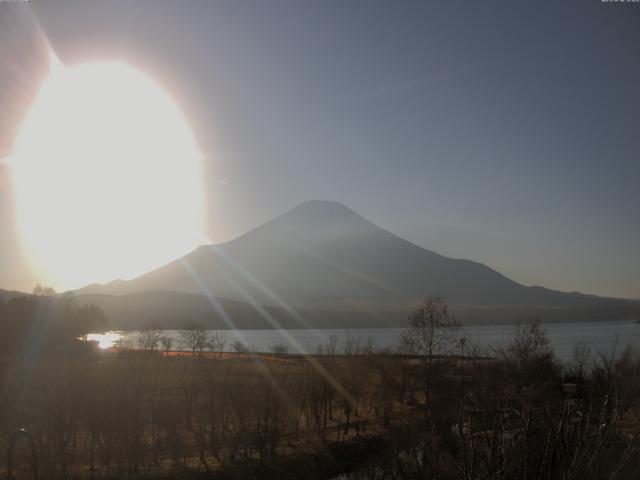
top-left (76, 201), bottom-right (637, 325)
top-left (0, 289), bottom-right (33, 302)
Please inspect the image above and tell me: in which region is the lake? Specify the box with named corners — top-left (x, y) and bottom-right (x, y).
top-left (87, 319), bottom-right (640, 362)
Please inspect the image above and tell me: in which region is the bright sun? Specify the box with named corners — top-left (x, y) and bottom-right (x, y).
top-left (9, 59), bottom-right (205, 290)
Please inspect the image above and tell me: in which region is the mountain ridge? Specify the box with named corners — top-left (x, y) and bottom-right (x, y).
top-left (74, 200), bottom-right (638, 326)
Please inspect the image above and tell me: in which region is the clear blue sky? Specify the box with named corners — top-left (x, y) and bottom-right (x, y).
top-left (0, 0), bottom-right (639, 298)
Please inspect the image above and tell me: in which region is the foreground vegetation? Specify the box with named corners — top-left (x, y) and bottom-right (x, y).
top-left (2, 295), bottom-right (640, 479)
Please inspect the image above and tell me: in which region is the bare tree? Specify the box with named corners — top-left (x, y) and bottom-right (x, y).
top-left (270, 343), bottom-right (289, 355)
top-left (210, 331), bottom-right (227, 358)
top-left (180, 322), bottom-right (210, 356)
top-left (400, 296), bottom-right (460, 399)
top-left (401, 296), bottom-right (459, 358)
top-left (397, 295), bottom-right (460, 476)
top-left (138, 327), bottom-right (162, 351)
top-left (160, 336), bottom-right (174, 357)
top-left (567, 341), bottom-right (592, 382)
top-left (231, 340), bottom-right (249, 354)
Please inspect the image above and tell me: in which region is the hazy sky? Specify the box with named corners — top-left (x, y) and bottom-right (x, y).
top-left (0, 0), bottom-right (639, 299)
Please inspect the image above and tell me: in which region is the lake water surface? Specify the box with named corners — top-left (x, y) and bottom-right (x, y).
top-left (88, 319), bottom-right (640, 362)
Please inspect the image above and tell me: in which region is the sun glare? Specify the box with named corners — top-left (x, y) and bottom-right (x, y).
top-left (9, 59), bottom-right (205, 289)
top-left (86, 331), bottom-right (123, 349)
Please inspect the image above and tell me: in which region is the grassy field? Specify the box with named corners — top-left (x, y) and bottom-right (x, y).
top-left (3, 315), bottom-right (640, 479)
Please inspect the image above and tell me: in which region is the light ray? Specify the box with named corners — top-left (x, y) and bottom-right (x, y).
top-left (198, 242), bottom-right (358, 405)
top-left (201, 243), bottom-right (316, 329)
top-left (178, 257), bottom-right (243, 337)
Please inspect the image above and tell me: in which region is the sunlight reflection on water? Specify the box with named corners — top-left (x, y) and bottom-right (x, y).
top-left (86, 331), bottom-right (124, 349)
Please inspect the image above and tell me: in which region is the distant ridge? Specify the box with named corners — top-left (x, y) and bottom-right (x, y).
top-left (0, 289), bottom-right (33, 302)
top-left (75, 200), bottom-right (638, 327)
